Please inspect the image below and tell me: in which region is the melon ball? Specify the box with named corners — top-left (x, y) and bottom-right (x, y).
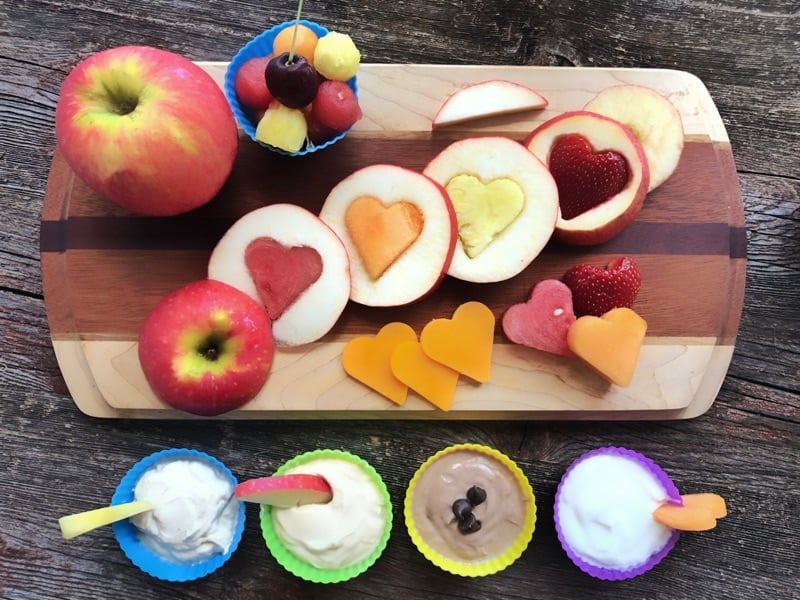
top-left (313, 32), bottom-right (361, 81)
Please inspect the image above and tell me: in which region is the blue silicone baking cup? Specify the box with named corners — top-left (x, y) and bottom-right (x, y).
top-left (111, 448), bottom-right (246, 582)
top-left (224, 20), bottom-right (359, 156)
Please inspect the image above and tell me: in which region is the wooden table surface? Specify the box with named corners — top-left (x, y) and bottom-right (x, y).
top-left (2, 1), bottom-right (798, 598)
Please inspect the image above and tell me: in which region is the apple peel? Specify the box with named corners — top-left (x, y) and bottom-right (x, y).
top-left (502, 279), bottom-right (576, 356)
top-left (342, 322), bottom-right (417, 405)
top-left (567, 307), bottom-right (647, 387)
top-left (420, 301), bottom-right (495, 383)
top-left (234, 474), bottom-right (333, 507)
top-left (432, 79), bottom-right (548, 128)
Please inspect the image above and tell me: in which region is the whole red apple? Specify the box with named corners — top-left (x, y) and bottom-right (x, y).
top-left (55, 46), bottom-right (238, 216)
top-left (138, 279), bottom-right (274, 416)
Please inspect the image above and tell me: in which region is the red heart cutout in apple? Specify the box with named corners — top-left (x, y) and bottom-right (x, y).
top-left (548, 134), bottom-right (630, 220)
top-left (245, 238), bottom-right (323, 320)
top-left (502, 279), bottom-right (576, 356)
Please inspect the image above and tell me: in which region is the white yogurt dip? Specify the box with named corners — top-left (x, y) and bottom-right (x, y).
top-left (557, 453), bottom-right (673, 570)
top-left (271, 458), bottom-right (387, 569)
top-left (130, 458), bottom-right (239, 563)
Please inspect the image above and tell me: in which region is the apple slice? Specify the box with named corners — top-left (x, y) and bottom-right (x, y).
top-left (584, 85), bottom-right (684, 191)
top-left (423, 136), bottom-right (559, 283)
top-left (524, 110), bottom-right (650, 246)
top-left (319, 164), bottom-right (457, 307)
top-left (432, 80), bottom-right (548, 128)
top-left (235, 474), bottom-right (332, 507)
top-left (208, 203), bottom-right (350, 346)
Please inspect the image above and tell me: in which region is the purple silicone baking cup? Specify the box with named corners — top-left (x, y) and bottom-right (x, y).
top-left (224, 19), bottom-right (358, 156)
top-left (111, 448), bottom-right (246, 582)
top-left (553, 446), bottom-right (682, 581)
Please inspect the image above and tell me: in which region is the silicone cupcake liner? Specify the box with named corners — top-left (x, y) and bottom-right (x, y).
top-left (111, 448), bottom-right (246, 582)
top-left (224, 19), bottom-right (359, 156)
top-left (260, 449), bottom-right (392, 583)
top-left (404, 443), bottom-right (538, 577)
top-left (554, 446), bottom-right (682, 581)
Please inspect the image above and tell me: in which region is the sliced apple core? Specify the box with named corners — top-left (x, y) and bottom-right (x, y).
top-left (244, 238), bottom-right (323, 320)
top-left (445, 174), bottom-right (524, 257)
top-left (549, 134), bottom-right (630, 220)
top-left (344, 195), bottom-right (424, 280)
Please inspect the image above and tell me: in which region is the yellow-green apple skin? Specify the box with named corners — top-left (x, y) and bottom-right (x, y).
top-left (55, 46), bottom-right (238, 216)
top-left (138, 279), bottom-right (274, 416)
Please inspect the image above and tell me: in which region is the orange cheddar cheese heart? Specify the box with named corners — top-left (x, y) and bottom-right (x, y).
top-left (566, 307), bottom-right (647, 387)
top-left (342, 322), bottom-right (418, 405)
top-left (344, 195), bottom-right (424, 280)
top-left (653, 493), bottom-right (727, 531)
top-left (390, 340), bottom-right (460, 411)
top-left (420, 301), bottom-right (495, 383)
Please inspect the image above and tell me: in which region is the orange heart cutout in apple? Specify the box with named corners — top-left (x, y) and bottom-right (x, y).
top-left (341, 322), bottom-right (418, 405)
top-left (245, 238), bottom-right (323, 320)
top-left (567, 307), bottom-right (647, 387)
top-left (344, 195), bottom-right (424, 280)
top-left (390, 340), bottom-right (460, 411)
top-left (445, 174), bottom-right (524, 257)
top-left (420, 301), bottom-right (495, 383)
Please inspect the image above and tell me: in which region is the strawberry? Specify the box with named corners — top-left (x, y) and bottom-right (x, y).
top-left (562, 256), bottom-right (642, 317)
top-left (548, 133), bottom-right (629, 219)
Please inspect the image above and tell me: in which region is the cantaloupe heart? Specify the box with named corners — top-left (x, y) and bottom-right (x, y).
top-left (245, 238), bottom-right (323, 320)
top-left (653, 493), bottom-right (727, 531)
top-left (341, 322), bottom-right (417, 406)
top-left (390, 340), bottom-right (460, 411)
top-left (502, 279), bottom-right (576, 357)
top-left (420, 301), bottom-right (495, 383)
top-left (344, 195), bottom-right (424, 280)
top-left (445, 174), bottom-right (524, 257)
top-left (566, 307), bottom-right (647, 387)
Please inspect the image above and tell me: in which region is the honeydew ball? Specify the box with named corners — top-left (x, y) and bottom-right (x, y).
top-left (313, 32), bottom-right (361, 81)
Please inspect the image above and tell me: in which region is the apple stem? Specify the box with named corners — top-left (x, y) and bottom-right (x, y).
top-left (288, 0), bottom-right (305, 64)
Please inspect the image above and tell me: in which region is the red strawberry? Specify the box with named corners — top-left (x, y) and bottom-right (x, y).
top-left (548, 133), bottom-right (629, 219)
top-left (562, 256), bottom-right (642, 317)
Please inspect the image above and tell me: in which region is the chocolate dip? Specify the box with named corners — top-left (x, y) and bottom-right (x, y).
top-left (410, 449), bottom-right (529, 561)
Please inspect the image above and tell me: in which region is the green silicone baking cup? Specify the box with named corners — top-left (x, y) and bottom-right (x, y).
top-left (259, 449), bottom-right (392, 583)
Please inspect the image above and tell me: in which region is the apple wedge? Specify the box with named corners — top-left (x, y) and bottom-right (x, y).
top-left (319, 164), bottom-right (457, 307)
top-left (423, 136), bottom-right (559, 283)
top-left (584, 84), bottom-right (684, 191)
top-left (208, 203), bottom-right (350, 346)
top-left (235, 474), bottom-right (333, 507)
top-left (524, 110), bottom-right (650, 246)
top-left (432, 80), bottom-right (548, 128)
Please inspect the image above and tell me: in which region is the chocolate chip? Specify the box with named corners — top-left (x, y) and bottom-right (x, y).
top-left (466, 485), bottom-right (487, 506)
top-left (452, 498), bottom-right (473, 521)
top-left (457, 512), bottom-right (482, 534)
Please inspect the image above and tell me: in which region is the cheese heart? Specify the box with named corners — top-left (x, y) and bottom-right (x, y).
top-left (566, 307), bottom-right (647, 387)
top-left (653, 493), bottom-right (727, 531)
top-left (445, 174), bottom-right (524, 257)
top-left (420, 301), bottom-right (495, 383)
top-left (344, 195), bottom-right (424, 280)
top-left (390, 340), bottom-right (460, 411)
top-left (244, 238), bottom-right (323, 320)
top-left (341, 322), bottom-right (417, 405)
top-left (502, 279), bottom-right (576, 356)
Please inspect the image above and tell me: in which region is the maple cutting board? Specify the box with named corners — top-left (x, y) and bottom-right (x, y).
top-left (40, 63), bottom-right (746, 419)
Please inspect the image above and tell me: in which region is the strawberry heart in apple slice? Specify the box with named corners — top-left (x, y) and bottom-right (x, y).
top-left (502, 279), bottom-right (576, 357)
top-left (319, 164), bottom-right (457, 307)
top-left (423, 136), bottom-right (559, 283)
top-left (235, 474), bottom-right (333, 507)
top-left (524, 110), bottom-right (650, 246)
top-left (208, 203), bottom-right (350, 346)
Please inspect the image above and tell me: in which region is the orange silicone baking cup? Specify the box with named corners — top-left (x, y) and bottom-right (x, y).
top-left (404, 443), bottom-right (537, 577)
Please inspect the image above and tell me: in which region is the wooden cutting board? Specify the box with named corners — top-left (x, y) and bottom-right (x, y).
top-left (40, 63), bottom-right (746, 419)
